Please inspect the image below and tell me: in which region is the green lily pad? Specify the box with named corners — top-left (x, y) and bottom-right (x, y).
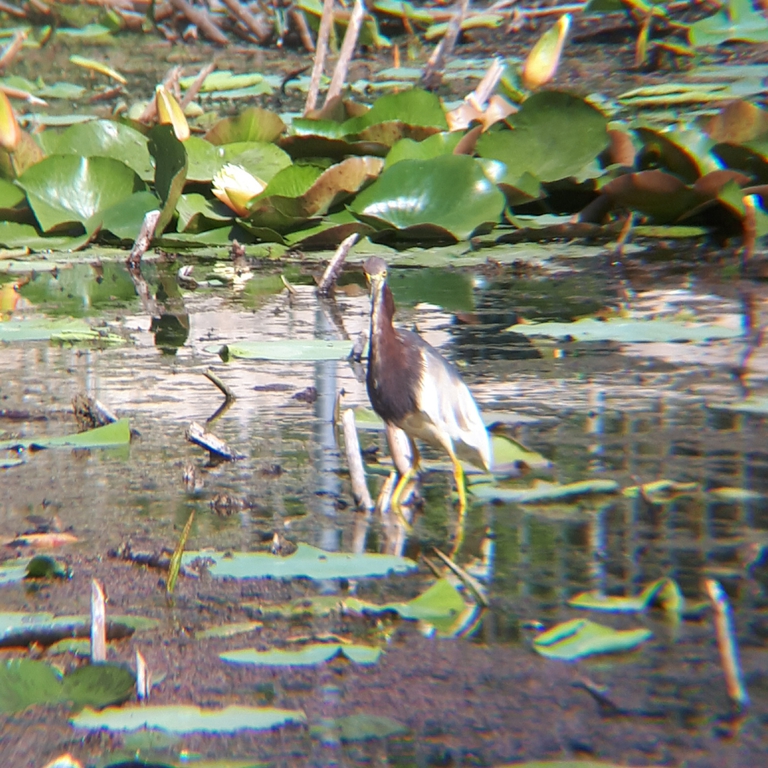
top-left (385, 132), bottom-right (466, 168)
top-left (708, 396), bottom-right (768, 415)
top-left (221, 644), bottom-right (381, 666)
top-left (182, 543), bottom-right (417, 580)
top-left (0, 318), bottom-right (91, 342)
top-left (72, 704), bottom-right (306, 733)
top-left (491, 434), bottom-right (551, 473)
top-left (533, 618), bottom-right (652, 660)
top-left (181, 70), bottom-right (266, 93)
top-left (690, 0), bottom-right (768, 47)
top-left (17, 155), bottom-right (144, 233)
top-left (470, 479), bottom-right (619, 504)
top-left (99, 190), bottom-right (161, 241)
top-left (38, 119), bottom-right (154, 181)
top-left (345, 578), bottom-right (467, 622)
top-left (212, 339), bottom-right (355, 361)
top-left (0, 418), bottom-right (131, 451)
top-left (0, 559), bottom-right (30, 585)
top-left (177, 193), bottom-right (233, 232)
top-left (0, 221), bottom-right (90, 251)
top-left (505, 317), bottom-right (740, 342)
top-left (0, 659), bottom-right (134, 713)
top-left (476, 91), bottom-right (609, 185)
top-left (350, 154), bottom-right (505, 241)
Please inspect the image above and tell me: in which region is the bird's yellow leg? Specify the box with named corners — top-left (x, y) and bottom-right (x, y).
top-left (390, 442), bottom-right (420, 531)
top-left (449, 452), bottom-right (467, 558)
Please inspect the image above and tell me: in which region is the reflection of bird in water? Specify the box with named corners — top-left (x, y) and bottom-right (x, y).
top-left (363, 257), bottom-right (492, 548)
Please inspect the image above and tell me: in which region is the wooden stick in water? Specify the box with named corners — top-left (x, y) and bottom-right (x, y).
top-left (342, 408), bottom-right (374, 511)
top-left (304, 0), bottom-right (336, 114)
top-left (704, 578), bottom-right (749, 709)
top-left (325, 0), bottom-right (365, 105)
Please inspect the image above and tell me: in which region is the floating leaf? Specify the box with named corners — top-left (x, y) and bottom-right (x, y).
top-left (195, 621), bottom-right (262, 639)
top-left (470, 479), bottom-right (619, 503)
top-left (72, 704), bottom-right (306, 733)
top-left (350, 154), bottom-right (505, 241)
top-left (221, 644), bottom-right (381, 666)
top-left (182, 543), bottom-right (417, 580)
top-left (622, 479), bottom-right (699, 500)
top-left (0, 658), bottom-right (61, 712)
top-left (213, 339), bottom-right (354, 361)
top-left (315, 713), bottom-right (409, 742)
top-left (25, 555), bottom-right (71, 580)
top-left (569, 577), bottom-right (683, 615)
top-left (533, 618), bottom-right (652, 660)
top-left (505, 317), bottom-right (740, 343)
top-left (0, 418), bottom-right (131, 451)
top-left (60, 662), bottom-right (135, 709)
top-left (69, 55), bottom-right (126, 84)
top-left (689, 0), bottom-right (768, 47)
top-left (490, 434), bottom-right (551, 473)
top-left (708, 396), bottom-right (768, 415)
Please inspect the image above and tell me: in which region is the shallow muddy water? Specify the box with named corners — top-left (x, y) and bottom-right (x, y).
top-left (1, 247), bottom-right (768, 767)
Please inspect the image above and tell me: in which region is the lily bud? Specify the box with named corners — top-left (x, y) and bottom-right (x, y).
top-left (212, 164), bottom-right (266, 217)
top-left (522, 14), bottom-right (571, 92)
top-left (155, 85), bottom-right (190, 142)
top-left (0, 91), bottom-right (22, 153)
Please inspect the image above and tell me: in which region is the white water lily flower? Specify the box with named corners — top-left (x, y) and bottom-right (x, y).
top-left (212, 163), bottom-right (266, 217)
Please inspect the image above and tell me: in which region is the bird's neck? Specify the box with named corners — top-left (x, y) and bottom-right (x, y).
top-left (369, 283), bottom-right (399, 359)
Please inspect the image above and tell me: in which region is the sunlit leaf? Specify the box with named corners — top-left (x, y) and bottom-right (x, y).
top-left (569, 578), bottom-right (683, 615)
top-left (490, 434), bottom-right (552, 473)
top-left (522, 14), bottom-right (571, 91)
top-left (71, 704), bottom-right (306, 733)
top-left (0, 659), bottom-right (62, 712)
top-left (195, 621), bottom-right (263, 639)
top-left (533, 618), bottom-right (652, 660)
top-left (156, 85), bottom-right (190, 142)
top-left (690, 0), bottom-right (768, 47)
top-left (221, 644), bottom-right (381, 666)
top-left (0, 91), bottom-right (21, 153)
top-left (313, 713), bottom-right (409, 742)
top-left (182, 543), bottom-right (417, 580)
top-left (17, 155), bottom-right (144, 233)
top-left (350, 154), bottom-right (505, 241)
top-left (476, 91), bottom-right (608, 184)
top-left (38, 120), bottom-right (154, 181)
top-left (69, 55), bottom-right (126, 84)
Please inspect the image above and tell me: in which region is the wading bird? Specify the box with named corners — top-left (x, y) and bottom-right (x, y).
top-left (363, 257), bottom-right (492, 547)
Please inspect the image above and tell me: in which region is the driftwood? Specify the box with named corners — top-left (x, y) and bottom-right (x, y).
top-left (186, 421), bottom-right (245, 461)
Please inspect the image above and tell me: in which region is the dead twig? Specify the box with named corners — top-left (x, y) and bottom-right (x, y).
top-left (342, 408), bottom-right (374, 512)
top-left (170, 0), bottom-right (228, 44)
top-left (186, 421), bottom-right (245, 461)
top-left (290, 7), bottom-right (316, 52)
top-left (317, 233), bottom-right (359, 296)
top-left (325, 0), bottom-right (365, 105)
top-left (180, 61), bottom-right (216, 109)
top-left (219, 0), bottom-right (272, 44)
top-left (705, 578), bottom-right (749, 710)
top-left (421, 0), bottom-right (471, 90)
top-left (0, 30), bottom-right (27, 72)
top-left (304, 0), bottom-right (336, 114)
top-left (433, 547), bottom-right (489, 607)
top-left (127, 210), bottom-right (161, 269)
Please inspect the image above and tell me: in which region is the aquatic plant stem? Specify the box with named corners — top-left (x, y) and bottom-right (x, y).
top-left (325, 0), bottom-right (365, 105)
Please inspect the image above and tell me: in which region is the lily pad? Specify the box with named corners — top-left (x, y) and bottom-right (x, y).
top-left (476, 91), bottom-right (609, 185)
top-left (533, 618), bottom-right (652, 660)
top-left (213, 339), bottom-right (355, 361)
top-left (568, 578), bottom-right (683, 615)
top-left (221, 644), bottom-right (381, 666)
top-left (72, 704), bottom-right (306, 733)
top-left (0, 418), bottom-right (131, 451)
top-left (0, 659), bottom-right (134, 712)
top-left (17, 155), bottom-right (144, 233)
top-left (470, 479), bottom-right (619, 504)
top-left (505, 317), bottom-right (740, 343)
top-left (182, 543), bottom-right (417, 580)
top-left (205, 107), bottom-right (286, 145)
top-left (38, 119), bottom-right (154, 181)
top-left (314, 713), bottom-right (409, 742)
top-left (350, 154), bottom-right (505, 241)
top-left (690, 0), bottom-right (768, 47)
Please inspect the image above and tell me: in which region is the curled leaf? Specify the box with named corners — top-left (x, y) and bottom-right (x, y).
top-left (522, 14), bottom-right (571, 91)
top-left (0, 92), bottom-right (21, 153)
top-left (155, 85), bottom-right (190, 142)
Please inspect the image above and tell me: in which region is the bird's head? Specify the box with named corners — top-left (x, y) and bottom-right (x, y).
top-left (363, 257), bottom-right (388, 292)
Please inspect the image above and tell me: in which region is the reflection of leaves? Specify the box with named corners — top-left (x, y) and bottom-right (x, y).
top-left (470, 479), bottom-right (619, 504)
top-left (533, 618), bottom-right (652, 660)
